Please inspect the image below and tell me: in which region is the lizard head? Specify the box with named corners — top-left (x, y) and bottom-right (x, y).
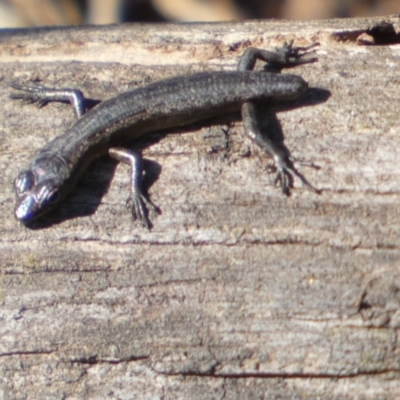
top-left (14, 155), bottom-right (67, 223)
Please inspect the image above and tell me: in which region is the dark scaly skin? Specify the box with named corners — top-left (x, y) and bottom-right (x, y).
top-left (12, 42), bottom-right (319, 227)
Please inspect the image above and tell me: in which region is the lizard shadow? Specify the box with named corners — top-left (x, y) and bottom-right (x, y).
top-left (26, 86), bottom-right (330, 229)
top-left (26, 155), bottom-right (162, 230)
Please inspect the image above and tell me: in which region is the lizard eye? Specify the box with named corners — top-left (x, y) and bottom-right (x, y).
top-left (15, 170), bottom-right (35, 193)
top-left (35, 182), bottom-right (60, 206)
top-left (45, 189), bottom-right (60, 205)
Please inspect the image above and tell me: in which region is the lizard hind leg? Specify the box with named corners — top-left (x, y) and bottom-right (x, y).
top-left (236, 41), bottom-right (319, 72)
top-left (241, 99), bottom-right (319, 196)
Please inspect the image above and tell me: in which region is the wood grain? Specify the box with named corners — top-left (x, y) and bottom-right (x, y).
top-left (1, 16), bottom-right (400, 399)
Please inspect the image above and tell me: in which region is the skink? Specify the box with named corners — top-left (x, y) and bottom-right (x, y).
top-left (11, 41), bottom-right (319, 228)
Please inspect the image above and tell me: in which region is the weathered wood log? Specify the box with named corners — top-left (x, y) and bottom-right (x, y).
top-left (1, 16), bottom-right (400, 399)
